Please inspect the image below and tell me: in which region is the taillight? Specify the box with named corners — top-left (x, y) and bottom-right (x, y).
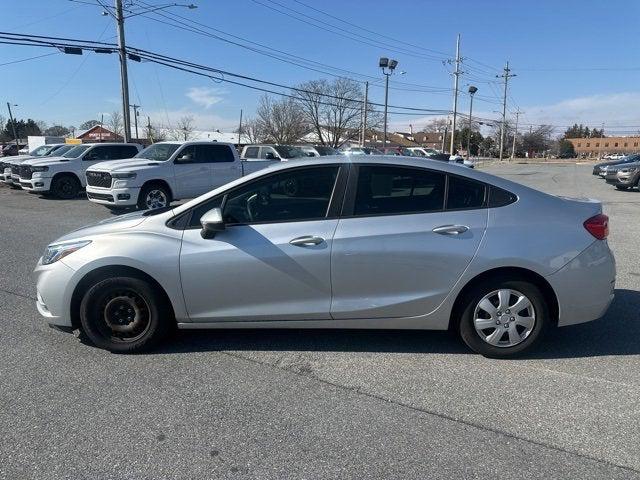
top-left (584, 214), bottom-right (609, 240)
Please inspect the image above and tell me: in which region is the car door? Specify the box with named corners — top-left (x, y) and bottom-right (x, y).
top-left (179, 164), bottom-right (346, 323)
top-left (172, 145), bottom-right (210, 199)
top-left (330, 165), bottom-right (488, 320)
top-left (194, 144), bottom-right (242, 195)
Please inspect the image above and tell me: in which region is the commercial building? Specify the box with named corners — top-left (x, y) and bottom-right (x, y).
top-left (568, 136), bottom-right (640, 157)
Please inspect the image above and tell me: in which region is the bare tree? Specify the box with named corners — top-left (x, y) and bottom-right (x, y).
top-left (236, 117), bottom-right (265, 143)
top-left (108, 111), bottom-right (123, 137)
top-left (168, 115), bottom-right (195, 141)
top-left (422, 118), bottom-right (450, 133)
top-left (256, 95), bottom-right (308, 144)
top-left (295, 78), bottom-right (378, 148)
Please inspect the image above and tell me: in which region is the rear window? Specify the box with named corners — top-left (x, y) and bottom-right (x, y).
top-left (244, 147), bottom-right (259, 159)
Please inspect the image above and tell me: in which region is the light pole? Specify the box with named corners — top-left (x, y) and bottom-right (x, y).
top-left (96, 1), bottom-right (198, 142)
top-left (379, 57), bottom-right (398, 147)
top-left (466, 86), bottom-right (477, 161)
top-left (6, 102), bottom-right (19, 150)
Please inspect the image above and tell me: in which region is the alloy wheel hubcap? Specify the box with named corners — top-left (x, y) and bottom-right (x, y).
top-left (473, 289), bottom-right (536, 347)
top-left (146, 189), bottom-right (167, 209)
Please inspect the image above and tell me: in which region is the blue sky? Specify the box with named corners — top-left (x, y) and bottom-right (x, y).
top-left (1, 0), bottom-right (639, 135)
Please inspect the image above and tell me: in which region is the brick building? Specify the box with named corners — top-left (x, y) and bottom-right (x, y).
top-left (568, 136), bottom-right (640, 157)
top-left (76, 125), bottom-right (122, 142)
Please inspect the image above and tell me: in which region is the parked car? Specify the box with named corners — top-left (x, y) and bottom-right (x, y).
top-left (300, 145), bottom-right (340, 157)
top-left (17, 143), bottom-right (142, 198)
top-left (85, 141), bottom-right (273, 210)
top-left (380, 147), bottom-right (417, 156)
top-left (592, 155), bottom-right (637, 177)
top-left (1, 144), bottom-right (74, 187)
top-left (241, 144), bottom-right (307, 161)
top-left (407, 147), bottom-right (439, 157)
top-left (1, 143), bottom-right (28, 157)
top-left (604, 158), bottom-right (640, 190)
top-left (35, 155), bottom-right (615, 358)
top-left (603, 154), bottom-right (626, 161)
top-left (342, 147), bottom-right (384, 155)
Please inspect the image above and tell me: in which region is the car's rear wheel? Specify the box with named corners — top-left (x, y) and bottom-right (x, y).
top-left (79, 276), bottom-right (172, 353)
top-left (458, 278), bottom-right (549, 358)
top-left (51, 174), bottom-right (81, 199)
top-left (138, 183), bottom-right (171, 210)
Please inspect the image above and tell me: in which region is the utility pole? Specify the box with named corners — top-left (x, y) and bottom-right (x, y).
top-left (466, 86), bottom-right (477, 161)
top-left (497, 61), bottom-right (516, 161)
top-left (6, 103), bottom-right (18, 150)
top-left (361, 81), bottom-right (368, 147)
top-left (449, 34), bottom-right (462, 154)
top-left (99, 113), bottom-right (104, 142)
top-left (147, 116), bottom-right (153, 143)
top-left (441, 119), bottom-right (449, 152)
top-left (130, 104), bottom-right (140, 140)
top-left (511, 108), bottom-right (522, 159)
top-left (115, 0), bottom-right (132, 142)
top-left (237, 109), bottom-right (243, 145)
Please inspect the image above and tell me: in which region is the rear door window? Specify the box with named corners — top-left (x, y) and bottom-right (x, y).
top-left (196, 145), bottom-right (235, 163)
top-left (353, 166), bottom-right (445, 216)
top-left (446, 175), bottom-right (486, 210)
top-left (244, 147), bottom-right (258, 159)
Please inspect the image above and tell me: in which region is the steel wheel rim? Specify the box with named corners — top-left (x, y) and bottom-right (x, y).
top-left (101, 289), bottom-right (151, 342)
top-left (145, 189), bottom-right (167, 209)
top-left (473, 289), bottom-right (536, 348)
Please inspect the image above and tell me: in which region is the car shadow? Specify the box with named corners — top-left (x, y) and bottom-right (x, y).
top-left (154, 289), bottom-right (640, 359)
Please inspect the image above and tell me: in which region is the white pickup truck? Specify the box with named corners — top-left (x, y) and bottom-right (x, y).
top-left (1, 143), bottom-right (72, 187)
top-left (17, 142), bottom-right (142, 198)
top-left (85, 141), bottom-right (275, 210)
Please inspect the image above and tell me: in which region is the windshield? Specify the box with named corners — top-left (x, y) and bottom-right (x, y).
top-left (135, 143), bottom-right (181, 161)
top-left (48, 145), bottom-right (74, 156)
top-left (63, 145), bottom-right (91, 158)
top-left (30, 145), bottom-right (51, 156)
top-left (274, 145), bottom-right (306, 159)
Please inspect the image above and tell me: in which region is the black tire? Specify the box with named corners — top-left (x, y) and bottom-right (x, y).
top-left (79, 276), bottom-right (173, 353)
top-left (458, 277), bottom-right (550, 358)
top-left (51, 174), bottom-right (81, 199)
top-left (138, 183), bottom-right (171, 210)
top-left (615, 185), bottom-right (629, 191)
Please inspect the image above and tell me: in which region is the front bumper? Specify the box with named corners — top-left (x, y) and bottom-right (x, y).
top-left (34, 258), bottom-right (77, 327)
top-left (86, 185), bottom-right (140, 207)
top-left (546, 240), bottom-right (616, 327)
top-left (605, 174), bottom-right (635, 186)
top-left (20, 176), bottom-right (52, 192)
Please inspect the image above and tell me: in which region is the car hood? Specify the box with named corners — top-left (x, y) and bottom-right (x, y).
top-left (3, 154), bottom-right (35, 163)
top-left (22, 156), bottom-right (70, 167)
top-left (88, 158), bottom-right (165, 172)
top-left (53, 209), bottom-right (154, 244)
top-left (608, 161), bottom-right (640, 171)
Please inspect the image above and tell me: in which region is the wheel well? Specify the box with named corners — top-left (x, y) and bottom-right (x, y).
top-left (448, 267), bottom-right (559, 330)
top-left (141, 179), bottom-right (173, 201)
top-left (51, 171), bottom-right (81, 184)
top-left (69, 265), bottom-right (176, 329)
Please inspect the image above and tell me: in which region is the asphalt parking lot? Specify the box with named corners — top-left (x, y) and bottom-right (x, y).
top-left (1, 162), bottom-right (639, 479)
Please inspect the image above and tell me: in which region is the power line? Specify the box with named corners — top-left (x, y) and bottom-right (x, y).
top-left (0, 52), bottom-right (59, 66)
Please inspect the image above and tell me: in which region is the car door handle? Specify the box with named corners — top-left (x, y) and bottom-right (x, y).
top-left (289, 236), bottom-right (325, 247)
top-left (432, 225), bottom-right (469, 235)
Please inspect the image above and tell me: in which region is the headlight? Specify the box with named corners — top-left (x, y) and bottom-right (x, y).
top-left (31, 166), bottom-right (49, 172)
top-left (112, 172), bottom-right (137, 179)
top-left (42, 240), bottom-right (91, 265)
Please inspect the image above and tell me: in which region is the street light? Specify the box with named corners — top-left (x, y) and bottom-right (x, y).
top-left (379, 57), bottom-right (398, 147)
top-left (466, 85), bottom-right (477, 161)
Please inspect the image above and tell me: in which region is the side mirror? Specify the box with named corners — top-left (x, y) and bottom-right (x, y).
top-left (264, 152), bottom-right (277, 160)
top-left (306, 152), bottom-right (315, 157)
top-left (176, 153), bottom-right (194, 163)
top-left (200, 207), bottom-right (225, 239)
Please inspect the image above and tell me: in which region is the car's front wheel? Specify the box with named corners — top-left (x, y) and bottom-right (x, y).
top-left (51, 174), bottom-right (81, 199)
top-left (79, 276), bottom-right (173, 353)
top-left (458, 278), bottom-right (550, 358)
top-left (615, 185), bottom-right (629, 191)
top-left (138, 183), bottom-right (171, 210)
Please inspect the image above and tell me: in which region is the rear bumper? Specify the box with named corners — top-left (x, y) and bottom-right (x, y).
top-left (546, 240), bottom-right (616, 327)
top-left (86, 185), bottom-right (140, 207)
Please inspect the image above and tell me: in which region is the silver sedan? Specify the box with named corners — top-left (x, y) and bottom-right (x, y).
top-left (34, 156), bottom-right (615, 357)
